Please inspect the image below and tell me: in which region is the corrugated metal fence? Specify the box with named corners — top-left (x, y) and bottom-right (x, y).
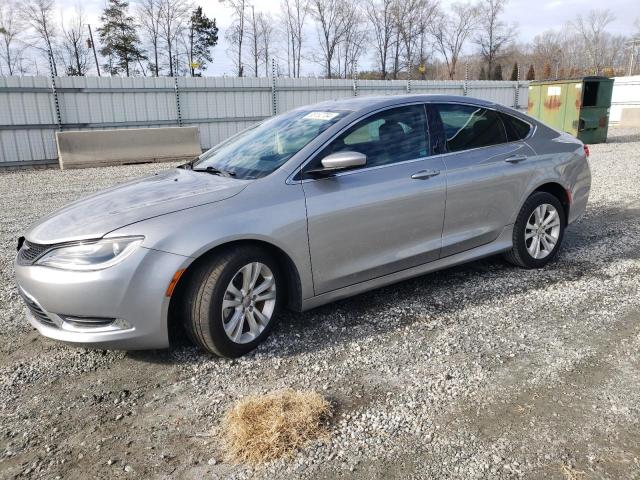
top-left (0, 76), bottom-right (529, 167)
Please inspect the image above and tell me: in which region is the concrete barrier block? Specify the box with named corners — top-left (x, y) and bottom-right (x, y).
top-left (620, 108), bottom-right (640, 128)
top-left (56, 127), bottom-right (202, 169)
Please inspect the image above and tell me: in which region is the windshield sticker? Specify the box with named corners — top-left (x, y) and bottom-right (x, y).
top-left (303, 111), bottom-right (340, 121)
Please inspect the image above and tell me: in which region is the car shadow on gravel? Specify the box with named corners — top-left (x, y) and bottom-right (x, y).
top-left (127, 202), bottom-right (640, 364)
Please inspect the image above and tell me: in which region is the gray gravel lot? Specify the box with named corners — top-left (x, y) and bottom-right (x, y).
top-left (1, 129), bottom-right (639, 480)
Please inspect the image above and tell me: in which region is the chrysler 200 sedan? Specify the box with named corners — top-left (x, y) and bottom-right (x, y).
top-left (15, 95), bottom-right (591, 357)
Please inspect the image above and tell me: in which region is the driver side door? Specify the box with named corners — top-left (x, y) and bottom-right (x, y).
top-left (301, 104), bottom-right (447, 295)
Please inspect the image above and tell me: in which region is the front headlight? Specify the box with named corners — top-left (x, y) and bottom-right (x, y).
top-left (35, 237), bottom-right (144, 271)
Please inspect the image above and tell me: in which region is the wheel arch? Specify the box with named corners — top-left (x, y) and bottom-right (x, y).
top-left (531, 181), bottom-right (571, 221)
top-left (509, 180), bottom-right (572, 228)
top-left (166, 239), bottom-right (304, 345)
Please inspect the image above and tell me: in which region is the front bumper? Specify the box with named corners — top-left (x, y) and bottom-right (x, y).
top-left (14, 246), bottom-right (190, 350)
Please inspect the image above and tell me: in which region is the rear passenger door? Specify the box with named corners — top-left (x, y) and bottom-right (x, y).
top-left (428, 103), bottom-right (535, 257)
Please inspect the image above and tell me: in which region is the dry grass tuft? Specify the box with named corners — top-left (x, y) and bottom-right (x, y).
top-left (560, 464), bottom-right (587, 480)
top-left (514, 403), bottom-right (535, 415)
top-left (222, 389), bottom-right (332, 464)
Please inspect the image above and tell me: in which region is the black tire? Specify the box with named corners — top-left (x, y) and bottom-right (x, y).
top-left (183, 246), bottom-right (283, 357)
top-left (504, 191), bottom-right (566, 268)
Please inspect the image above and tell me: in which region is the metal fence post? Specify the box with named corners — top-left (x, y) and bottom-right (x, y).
top-left (353, 61), bottom-right (359, 97)
top-left (49, 51), bottom-right (62, 131)
top-left (514, 63), bottom-right (521, 109)
top-left (406, 78), bottom-right (411, 94)
top-left (463, 63), bottom-right (469, 96)
top-left (174, 76), bottom-right (182, 127)
top-left (271, 59), bottom-right (277, 116)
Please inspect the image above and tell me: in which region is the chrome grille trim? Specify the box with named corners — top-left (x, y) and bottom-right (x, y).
top-left (60, 315), bottom-right (116, 328)
top-left (17, 241), bottom-right (50, 266)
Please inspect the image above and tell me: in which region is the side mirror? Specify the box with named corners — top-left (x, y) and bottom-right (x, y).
top-left (307, 151), bottom-right (367, 178)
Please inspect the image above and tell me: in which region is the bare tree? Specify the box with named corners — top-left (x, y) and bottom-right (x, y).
top-left (257, 11), bottom-right (275, 76)
top-left (247, 5), bottom-right (261, 76)
top-left (281, 0), bottom-right (308, 77)
top-left (531, 29), bottom-right (564, 78)
top-left (475, 0), bottom-right (516, 77)
top-left (365, 0), bottom-right (394, 79)
top-left (21, 0), bottom-right (58, 75)
top-left (570, 9), bottom-right (615, 75)
top-left (396, 0), bottom-right (438, 79)
top-left (629, 18), bottom-right (640, 75)
top-left (602, 34), bottom-right (627, 74)
top-left (310, 0), bottom-right (350, 78)
top-left (415, 11), bottom-right (435, 79)
top-left (431, 2), bottom-right (479, 79)
top-left (395, 0), bottom-right (417, 77)
top-left (159, 0), bottom-right (190, 76)
top-left (534, 23), bottom-right (621, 77)
top-left (0, 0), bottom-right (25, 75)
top-left (339, 3), bottom-right (367, 78)
top-left (280, 8), bottom-right (292, 76)
top-left (532, 30), bottom-right (563, 64)
top-left (59, 5), bottom-right (89, 76)
top-left (221, 0), bottom-right (247, 77)
top-left (390, 0), bottom-right (402, 78)
top-left (137, 0), bottom-right (163, 76)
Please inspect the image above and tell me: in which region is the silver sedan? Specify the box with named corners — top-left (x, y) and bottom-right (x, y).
top-left (14, 95), bottom-right (591, 357)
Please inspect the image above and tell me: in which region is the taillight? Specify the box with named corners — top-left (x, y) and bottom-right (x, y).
top-left (583, 145), bottom-right (590, 158)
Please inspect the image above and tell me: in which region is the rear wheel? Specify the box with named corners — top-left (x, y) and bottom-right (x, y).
top-left (183, 247), bottom-right (282, 357)
top-left (505, 192), bottom-right (565, 268)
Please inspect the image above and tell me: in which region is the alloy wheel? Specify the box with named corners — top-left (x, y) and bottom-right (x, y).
top-left (525, 203), bottom-right (561, 260)
top-left (221, 262), bottom-right (277, 344)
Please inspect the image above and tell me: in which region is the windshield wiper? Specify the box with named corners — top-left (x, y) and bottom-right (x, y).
top-left (192, 166), bottom-right (236, 177)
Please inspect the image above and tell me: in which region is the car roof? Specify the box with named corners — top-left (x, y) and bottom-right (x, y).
top-left (306, 94), bottom-right (499, 113)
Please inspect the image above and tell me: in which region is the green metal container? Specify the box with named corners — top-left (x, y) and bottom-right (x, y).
top-left (527, 76), bottom-right (614, 143)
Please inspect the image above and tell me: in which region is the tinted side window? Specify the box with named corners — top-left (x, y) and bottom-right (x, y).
top-left (307, 104), bottom-right (428, 173)
top-left (434, 103), bottom-right (507, 152)
top-left (500, 112), bottom-right (531, 141)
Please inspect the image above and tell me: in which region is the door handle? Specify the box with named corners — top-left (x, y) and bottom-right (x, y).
top-left (411, 169), bottom-right (440, 180)
top-left (505, 154), bottom-right (528, 163)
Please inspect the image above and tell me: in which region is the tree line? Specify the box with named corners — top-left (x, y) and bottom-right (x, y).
top-left (0, 0), bottom-right (218, 77)
top-left (0, 0), bottom-right (638, 79)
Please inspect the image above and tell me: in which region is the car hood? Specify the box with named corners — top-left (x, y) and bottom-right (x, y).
top-left (26, 168), bottom-right (249, 244)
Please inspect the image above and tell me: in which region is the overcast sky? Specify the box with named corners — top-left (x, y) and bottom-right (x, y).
top-left (59, 0), bottom-right (639, 76)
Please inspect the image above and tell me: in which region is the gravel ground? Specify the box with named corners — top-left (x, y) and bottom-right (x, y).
top-left (1, 129), bottom-right (639, 480)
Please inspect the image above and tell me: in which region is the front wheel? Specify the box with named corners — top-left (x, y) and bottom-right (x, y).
top-left (504, 191), bottom-right (566, 268)
top-left (183, 247), bottom-right (282, 357)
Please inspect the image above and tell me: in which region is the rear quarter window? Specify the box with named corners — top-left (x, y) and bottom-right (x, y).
top-left (500, 113), bottom-right (532, 141)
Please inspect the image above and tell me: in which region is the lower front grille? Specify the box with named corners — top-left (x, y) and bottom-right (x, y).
top-left (19, 291), bottom-right (57, 328)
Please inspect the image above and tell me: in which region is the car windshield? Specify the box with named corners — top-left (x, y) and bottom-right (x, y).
top-left (194, 108), bottom-right (351, 179)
